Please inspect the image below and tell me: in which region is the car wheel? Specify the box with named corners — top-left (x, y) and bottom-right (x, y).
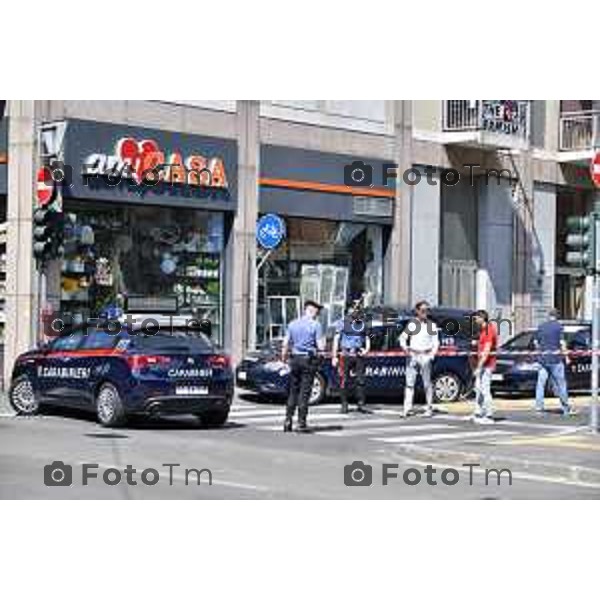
top-left (9, 375), bottom-right (40, 416)
top-left (433, 372), bottom-right (462, 403)
top-left (96, 383), bottom-right (126, 427)
top-left (198, 409), bottom-right (229, 427)
top-left (308, 373), bottom-right (326, 405)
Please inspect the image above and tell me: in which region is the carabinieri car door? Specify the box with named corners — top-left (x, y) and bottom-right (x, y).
top-left (363, 325), bottom-right (407, 397)
top-left (38, 329), bottom-right (87, 405)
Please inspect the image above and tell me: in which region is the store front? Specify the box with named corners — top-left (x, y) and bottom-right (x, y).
top-left (256, 145), bottom-right (394, 343)
top-left (55, 120), bottom-right (237, 344)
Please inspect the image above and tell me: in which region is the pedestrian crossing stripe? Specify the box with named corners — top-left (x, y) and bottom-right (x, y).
top-left (372, 429), bottom-right (516, 444)
top-left (319, 423), bottom-right (453, 437)
top-left (257, 417), bottom-right (402, 430)
top-left (231, 412), bottom-right (357, 424)
top-left (228, 403), bottom-right (582, 444)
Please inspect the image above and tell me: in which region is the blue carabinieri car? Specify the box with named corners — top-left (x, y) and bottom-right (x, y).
top-left (9, 315), bottom-right (234, 427)
top-left (236, 306), bottom-right (476, 405)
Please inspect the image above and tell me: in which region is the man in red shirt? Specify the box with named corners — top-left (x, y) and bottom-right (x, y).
top-left (471, 309), bottom-right (498, 424)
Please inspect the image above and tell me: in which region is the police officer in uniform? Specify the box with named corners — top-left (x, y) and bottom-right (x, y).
top-left (281, 300), bottom-right (325, 432)
top-left (332, 301), bottom-right (371, 413)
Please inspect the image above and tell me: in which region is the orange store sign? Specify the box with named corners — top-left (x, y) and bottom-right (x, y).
top-left (82, 137), bottom-right (228, 188)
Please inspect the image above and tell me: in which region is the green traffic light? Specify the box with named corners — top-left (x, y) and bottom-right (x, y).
top-left (566, 215), bottom-right (592, 230)
top-left (564, 213), bottom-right (600, 272)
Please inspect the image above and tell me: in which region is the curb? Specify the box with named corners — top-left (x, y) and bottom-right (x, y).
top-left (0, 392), bottom-right (14, 417)
top-left (438, 396), bottom-right (592, 415)
top-left (388, 443), bottom-right (600, 487)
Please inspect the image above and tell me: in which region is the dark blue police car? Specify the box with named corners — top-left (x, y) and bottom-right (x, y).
top-left (236, 307), bottom-right (475, 404)
top-left (9, 315), bottom-right (234, 427)
top-left (492, 322), bottom-right (593, 395)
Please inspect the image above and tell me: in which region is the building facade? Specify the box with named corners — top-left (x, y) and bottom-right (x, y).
top-left (2, 99), bottom-right (599, 386)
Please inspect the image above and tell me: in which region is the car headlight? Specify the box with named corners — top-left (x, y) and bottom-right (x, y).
top-left (264, 361), bottom-right (290, 376)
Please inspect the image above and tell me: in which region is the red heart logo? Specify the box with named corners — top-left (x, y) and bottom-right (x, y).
top-left (116, 138), bottom-right (160, 183)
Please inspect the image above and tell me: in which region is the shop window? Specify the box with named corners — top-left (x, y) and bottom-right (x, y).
top-left (256, 217), bottom-right (385, 344)
top-left (60, 202), bottom-right (225, 343)
top-left (267, 296), bottom-right (300, 341)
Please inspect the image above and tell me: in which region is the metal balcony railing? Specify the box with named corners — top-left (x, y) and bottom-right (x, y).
top-left (443, 100), bottom-right (530, 140)
top-left (559, 111), bottom-right (600, 151)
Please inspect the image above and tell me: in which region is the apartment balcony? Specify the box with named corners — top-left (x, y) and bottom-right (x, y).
top-left (558, 111), bottom-right (600, 163)
top-left (438, 100), bottom-right (530, 151)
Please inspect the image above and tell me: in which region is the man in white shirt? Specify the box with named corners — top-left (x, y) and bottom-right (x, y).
top-left (399, 300), bottom-right (439, 418)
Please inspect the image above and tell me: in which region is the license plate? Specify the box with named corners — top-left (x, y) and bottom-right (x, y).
top-left (238, 371), bottom-right (247, 381)
top-left (175, 386), bottom-right (209, 396)
top-left (491, 374), bottom-right (504, 382)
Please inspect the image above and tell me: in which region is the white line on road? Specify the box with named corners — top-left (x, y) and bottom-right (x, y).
top-left (320, 424), bottom-right (455, 437)
top-left (439, 414), bottom-right (580, 431)
top-left (406, 456), bottom-right (600, 490)
top-left (229, 406), bottom-right (343, 418)
top-left (372, 429), bottom-right (516, 444)
top-left (231, 412), bottom-right (356, 424)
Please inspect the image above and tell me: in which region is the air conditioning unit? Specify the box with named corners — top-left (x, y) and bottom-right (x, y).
top-left (353, 196), bottom-right (393, 218)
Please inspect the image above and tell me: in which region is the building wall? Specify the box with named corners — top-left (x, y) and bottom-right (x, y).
top-left (477, 178), bottom-right (514, 321)
top-left (3, 100), bottom-right (591, 386)
top-left (410, 166), bottom-right (440, 305)
top-left (531, 183), bottom-right (556, 323)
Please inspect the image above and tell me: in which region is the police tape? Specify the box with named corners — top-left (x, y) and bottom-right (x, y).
top-left (328, 349), bottom-right (599, 358)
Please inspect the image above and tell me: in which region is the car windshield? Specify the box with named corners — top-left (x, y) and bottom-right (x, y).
top-left (502, 332), bottom-right (535, 351)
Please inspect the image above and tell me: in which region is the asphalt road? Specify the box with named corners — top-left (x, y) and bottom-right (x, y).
top-left (1, 391), bottom-right (599, 499)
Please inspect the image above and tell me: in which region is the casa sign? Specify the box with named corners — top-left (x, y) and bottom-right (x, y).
top-left (81, 137), bottom-right (228, 188)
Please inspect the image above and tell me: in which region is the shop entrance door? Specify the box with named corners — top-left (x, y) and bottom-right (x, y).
top-left (266, 296), bottom-right (300, 342)
top-left (300, 264), bottom-right (348, 329)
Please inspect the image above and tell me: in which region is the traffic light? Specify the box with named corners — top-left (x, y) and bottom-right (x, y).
top-left (565, 213), bottom-right (600, 273)
top-left (33, 207), bottom-right (64, 264)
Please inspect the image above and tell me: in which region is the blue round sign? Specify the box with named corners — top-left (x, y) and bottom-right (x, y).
top-left (257, 214), bottom-right (286, 250)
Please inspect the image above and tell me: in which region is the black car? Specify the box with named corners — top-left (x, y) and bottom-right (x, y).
top-left (9, 316), bottom-right (234, 427)
top-left (492, 321), bottom-right (593, 395)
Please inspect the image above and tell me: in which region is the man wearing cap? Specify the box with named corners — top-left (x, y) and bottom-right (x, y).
top-left (534, 308), bottom-right (575, 416)
top-left (332, 301), bottom-right (371, 414)
top-left (281, 300), bottom-right (326, 432)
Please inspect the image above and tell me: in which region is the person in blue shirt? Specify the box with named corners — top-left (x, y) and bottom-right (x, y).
top-left (332, 301), bottom-right (371, 413)
top-left (534, 308), bottom-right (575, 416)
top-left (281, 300), bottom-right (325, 432)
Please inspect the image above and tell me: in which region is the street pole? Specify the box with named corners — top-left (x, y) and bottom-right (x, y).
top-left (591, 272), bottom-right (599, 433)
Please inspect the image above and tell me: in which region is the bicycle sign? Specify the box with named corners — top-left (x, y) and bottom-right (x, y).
top-left (257, 213), bottom-right (286, 250)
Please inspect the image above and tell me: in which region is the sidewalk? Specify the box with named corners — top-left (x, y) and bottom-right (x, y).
top-left (390, 400), bottom-right (600, 488)
top-left (440, 394), bottom-right (594, 414)
top-left (0, 390), bottom-right (12, 416)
